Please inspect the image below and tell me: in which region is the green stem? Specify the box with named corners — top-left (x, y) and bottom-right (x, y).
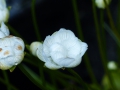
top-left (31, 0), bottom-right (41, 41)
top-left (104, 0), bottom-right (120, 41)
top-left (100, 10), bottom-right (106, 50)
top-left (71, 0), bottom-right (98, 85)
top-left (117, 0), bottom-right (120, 67)
top-left (39, 64), bottom-right (46, 86)
top-left (18, 64), bottom-right (48, 90)
top-left (2, 71), bottom-right (11, 90)
top-left (92, 0), bottom-right (116, 89)
top-left (67, 69), bottom-right (90, 90)
top-left (0, 75), bottom-right (18, 90)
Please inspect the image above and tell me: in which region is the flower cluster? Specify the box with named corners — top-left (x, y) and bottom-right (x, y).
top-left (30, 28), bottom-right (88, 69)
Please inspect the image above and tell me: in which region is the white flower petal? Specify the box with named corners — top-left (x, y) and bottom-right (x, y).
top-left (0, 22), bottom-right (9, 38)
top-left (37, 43), bottom-right (47, 62)
top-left (1, 22), bottom-right (9, 36)
top-left (0, 47), bottom-right (14, 58)
top-left (30, 41), bottom-right (41, 56)
top-left (0, 32), bottom-right (5, 38)
top-left (12, 53), bottom-right (24, 65)
top-left (43, 35), bottom-right (54, 57)
top-left (0, 52), bottom-right (24, 70)
top-left (55, 58), bottom-right (75, 67)
top-left (66, 57), bottom-right (82, 68)
top-left (67, 39), bottom-right (82, 59)
top-left (52, 28), bottom-right (76, 42)
top-left (79, 42), bottom-right (88, 57)
top-left (50, 43), bottom-right (67, 61)
top-left (66, 42), bottom-right (88, 68)
top-left (0, 0), bottom-right (6, 9)
top-left (0, 59), bottom-right (12, 70)
top-left (62, 37), bottom-right (78, 50)
top-left (44, 60), bottom-right (62, 69)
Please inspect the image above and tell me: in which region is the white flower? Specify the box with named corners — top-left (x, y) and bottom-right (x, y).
top-left (0, 22), bottom-right (9, 38)
top-left (95, 0), bottom-right (111, 9)
top-left (0, 35), bottom-right (25, 70)
top-left (107, 61), bottom-right (117, 70)
top-left (0, 0), bottom-right (9, 24)
top-left (31, 28), bottom-right (88, 69)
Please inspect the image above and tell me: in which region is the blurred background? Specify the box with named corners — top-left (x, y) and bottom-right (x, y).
top-left (0, 0), bottom-right (119, 89)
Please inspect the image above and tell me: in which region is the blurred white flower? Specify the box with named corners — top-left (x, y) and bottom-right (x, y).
top-left (0, 0), bottom-right (9, 24)
top-left (0, 22), bottom-right (9, 38)
top-left (30, 28), bottom-right (88, 69)
top-left (107, 61), bottom-right (117, 70)
top-left (95, 0), bottom-right (111, 9)
top-left (0, 36), bottom-right (25, 70)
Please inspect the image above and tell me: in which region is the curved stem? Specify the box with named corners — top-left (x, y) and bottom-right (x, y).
top-left (67, 69), bottom-right (90, 90)
top-left (0, 77), bottom-right (18, 90)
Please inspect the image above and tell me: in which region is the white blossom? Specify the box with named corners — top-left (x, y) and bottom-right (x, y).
top-left (0, 0), bottom-right (9, 24)
top-left (0, 35), bottom-right (25, 70)
top-left (0, 22), bottom-right (9, 38)
top-left (31, 28), bottom-right (88, 69)
top-left (95, 0), bottom-right (111, 9)
top-left (107, 61), bottom-right (117, 70)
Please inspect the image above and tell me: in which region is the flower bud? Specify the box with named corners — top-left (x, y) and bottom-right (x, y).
top-left (0, 0), bottom-right (9, 24)
top-left (95, 0), bottom-right (111, 9)
top-left (0, 35), bottom-right (25, 70)
top-left (0, 22), bottom-right (9, 38)
top-left (107, 61), bottom-right (117, 70)
top-left (30, 41), bottom-right (41, 56)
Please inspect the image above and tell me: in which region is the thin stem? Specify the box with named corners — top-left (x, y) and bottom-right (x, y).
top-left (31, 0), bottom-right (41, 41)
top-left (92, 0), bottom-right (117, 89)
top-left (104, 0), bottom-right (120, 41)
top-left (71, 0), bottom-right (98, 85)
top-left (0, 77), bottom-right (18, 90)
top-left (2, 71), bottom-right (11, 90)
top-left (67, 69), bottom-right (90, 90)
top-left (117, 0), bottom-right (120, 67)
top-left (100, 10), bottom-right (106, 50)
top-left (39, 64), bottom-right (46, 86)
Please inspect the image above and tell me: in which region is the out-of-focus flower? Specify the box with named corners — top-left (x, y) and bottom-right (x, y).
top-left (0, 35), bottom-right (25, 70)
top-left (0, 22), bottom-right (9, 38)
top-left (0, 0), bottom-right (9, 24)
top-left (30, 28), bottom-right (88, 69)
top-left (95, 0), bottom-right (111, 9)
top-left (107, 61), bottom-right (117, 70)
